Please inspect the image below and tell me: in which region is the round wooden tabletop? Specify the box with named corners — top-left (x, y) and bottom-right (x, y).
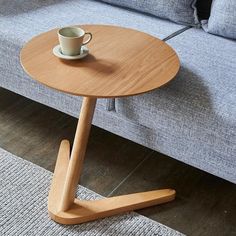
top-left (20, 25), bottom-right (180, 98)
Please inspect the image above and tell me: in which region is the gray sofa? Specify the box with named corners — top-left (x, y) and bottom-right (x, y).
top-left (0, 0), bottom-right (235, 183)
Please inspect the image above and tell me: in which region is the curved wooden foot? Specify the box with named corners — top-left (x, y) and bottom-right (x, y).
top-left (48, 140), bottom-right (176, 225)
top-left (50, 189), bottom-right (175, 225)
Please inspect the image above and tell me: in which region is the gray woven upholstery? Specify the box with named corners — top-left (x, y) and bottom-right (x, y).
top-left (116, 28), bottom-right (236, 183)
top-left (202, 0), bottom-right (236, 39)
top-left (100, 0), bottom-right (199, 26)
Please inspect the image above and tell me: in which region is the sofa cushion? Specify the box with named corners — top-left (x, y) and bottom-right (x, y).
top-left (100, 0), bottom-right (199, 26)
top-left (0, 0), bottom-right (184, 113)
top-left (202, 0), bottom-right (236, 39)
top-left (116, 28), bottom-right (236, 182)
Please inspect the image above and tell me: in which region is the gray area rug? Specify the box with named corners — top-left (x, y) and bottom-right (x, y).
top-left (0, 148), bottom-right (183, 236)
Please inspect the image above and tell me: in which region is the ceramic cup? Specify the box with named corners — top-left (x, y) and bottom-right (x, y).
top-left (58, 27), bottom-right (92, 56)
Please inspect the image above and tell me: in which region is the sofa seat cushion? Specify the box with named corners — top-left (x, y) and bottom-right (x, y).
top-left (0, 0), bottom-right (184, 113)
top-left (116, 28), bottom-right (236, 182)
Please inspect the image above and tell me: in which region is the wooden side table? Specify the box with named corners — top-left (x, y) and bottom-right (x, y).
top-left (20, 25), bottom-right (180, 225)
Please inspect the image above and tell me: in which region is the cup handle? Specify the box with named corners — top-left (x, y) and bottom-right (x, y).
top-left (83, 32), bottom-right (92, 45)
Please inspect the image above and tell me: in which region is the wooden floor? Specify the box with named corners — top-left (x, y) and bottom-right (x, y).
top-left (0, 88), bottom-right (235, 236)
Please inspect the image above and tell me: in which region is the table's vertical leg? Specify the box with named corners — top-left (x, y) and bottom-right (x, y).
top-left (48, 97), bottom-right (175, 225)
top-left (59, 97), bottom-right (97, 212)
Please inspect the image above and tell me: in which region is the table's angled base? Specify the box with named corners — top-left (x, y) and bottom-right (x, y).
top-left (48, 140), bottom-right (176, 225)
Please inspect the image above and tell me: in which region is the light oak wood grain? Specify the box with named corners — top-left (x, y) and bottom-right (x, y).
top-left (20, 25), bottom-right (180, 98)
top-left (48, 139), bottom-right (70, 215)
top-left (47, 97), bottom-right (175, 225)
top-left (48, 138), bottom-right (175, 225)
top-left (21, 25), bottom-right (178, 225)
top-left (59, 97), bottom-right (96, 211)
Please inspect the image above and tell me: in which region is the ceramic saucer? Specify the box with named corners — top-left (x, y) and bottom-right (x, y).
top-left (53, 45), bottom-right (89, 60)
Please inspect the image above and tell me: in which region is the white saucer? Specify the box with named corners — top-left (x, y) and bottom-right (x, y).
top-left (53, 45), bottom-right (89, 60)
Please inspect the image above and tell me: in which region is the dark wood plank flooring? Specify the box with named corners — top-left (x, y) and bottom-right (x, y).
top-left (0, 88), bottom-right (235, 236)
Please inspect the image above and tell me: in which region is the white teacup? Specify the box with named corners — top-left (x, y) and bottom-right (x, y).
top-left (58, 27), bottom-right (92, 56)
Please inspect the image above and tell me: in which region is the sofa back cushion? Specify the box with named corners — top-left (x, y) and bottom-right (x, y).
top-left (196, 0), bottom-right (212, 19)
top-left (202, 0), bottom-right (236, 39)
top-left (100, 0), bottom-right (199, 26)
